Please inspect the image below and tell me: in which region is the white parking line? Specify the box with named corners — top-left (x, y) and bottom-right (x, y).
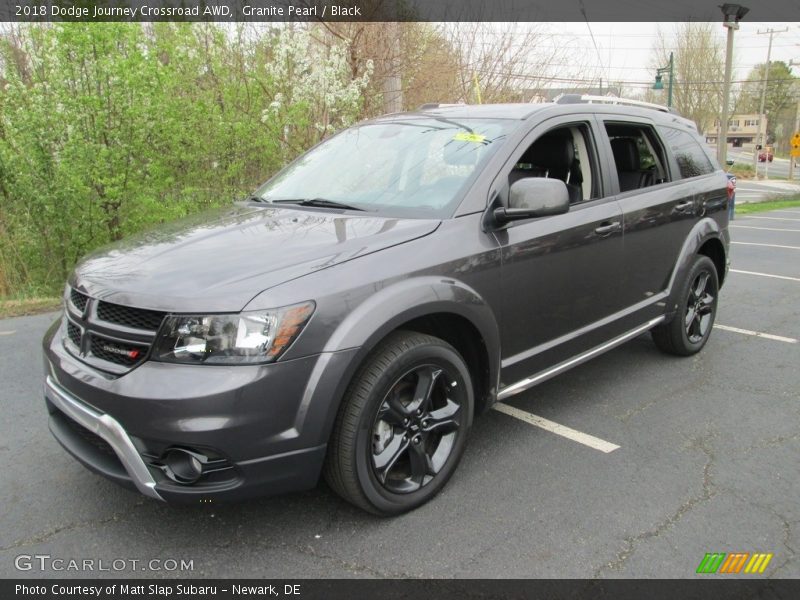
top-left (493, 403), bottom-right (620, 453)
top-left (730, 269), bottom-right (800, 283)
top-left (714, 324), bottom-right (798, 344)
top-left (730, 225), bottom-right (800, 232)
top-left (746, 216), bottom-right (800, 222)
top-left (731, 241), bottom-right (800, 250)
top-left (0, 331), bottom-right (15, 336)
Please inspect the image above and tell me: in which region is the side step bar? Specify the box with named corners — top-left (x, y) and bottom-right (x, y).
top-left (497, 316), bottom-right (665, 401)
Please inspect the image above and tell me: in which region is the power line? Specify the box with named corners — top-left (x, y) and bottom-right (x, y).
top-left (466, 39), bottom-right (800, 51)
top-left (483, 72), bottom-right (799, 87)
top-left (577, 0), bottom-right (606, 86)
top-left (474, 29), bottom-right (800, 47)
top-left (475, 61), bottom-right (796, 72)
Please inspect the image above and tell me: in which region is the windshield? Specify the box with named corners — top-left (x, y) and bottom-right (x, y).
top-left (255, 118), bottom-right (514, 217)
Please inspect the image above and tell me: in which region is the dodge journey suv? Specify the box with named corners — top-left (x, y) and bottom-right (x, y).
top-left (43, 96), bottom-right (729, 515)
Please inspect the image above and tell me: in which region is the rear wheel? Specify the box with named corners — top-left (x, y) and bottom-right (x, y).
top-left (652, 255), bottom-right (718, 356)
top-left (324, 331), bottom-right (473, 515)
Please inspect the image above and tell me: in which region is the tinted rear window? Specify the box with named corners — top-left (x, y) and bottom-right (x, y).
top-left (659, 127), bottom-right (715, 179)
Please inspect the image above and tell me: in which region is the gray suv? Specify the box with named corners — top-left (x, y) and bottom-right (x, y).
top-left (43, 96), bottom-right (729, 515)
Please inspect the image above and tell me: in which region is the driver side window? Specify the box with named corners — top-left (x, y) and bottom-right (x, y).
top-left (508, 123), bottom-right (600, 204)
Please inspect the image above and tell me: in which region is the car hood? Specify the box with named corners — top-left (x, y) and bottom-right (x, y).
top-left (72, 204), bottom-right (440, 312)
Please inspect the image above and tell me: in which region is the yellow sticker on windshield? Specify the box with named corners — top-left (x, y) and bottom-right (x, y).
top-left (453, 132), bottom-right (486, 144)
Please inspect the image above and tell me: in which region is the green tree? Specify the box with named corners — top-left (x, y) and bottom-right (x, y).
top-left (0, 23), bottom-right (370, 296)
top-left (649, 23), bottom-right (726, 134)
top-left (735, 61), bottom-right (800, 143)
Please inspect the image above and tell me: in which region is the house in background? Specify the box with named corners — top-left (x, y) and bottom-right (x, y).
top-left (705, 114), bottom-right (767, 148)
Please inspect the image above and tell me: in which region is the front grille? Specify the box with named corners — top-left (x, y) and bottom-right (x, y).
top-left (97, 300), bottom-right (166, 332)
top-left (66, 287), bottom-right (160, 374)
top-left (90, 335), bottom-right (148, 367)
top-left (67, 321), bottom-right (82, 347)
top-left (70, 289), bottom-right (89, 313)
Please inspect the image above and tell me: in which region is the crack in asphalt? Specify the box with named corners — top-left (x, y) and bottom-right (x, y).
top-left (777, 516), bottom-right (796, 558)
top-left (1, 504), bottom-right (408, 578)
top-left (592, 431), bottom-right (717, 577)
top-left (740, 432), bottom-right (800, 452)
top-left (769, 557), bottom-right (797, 578)
top-left (451, 531), bottom-right (514, 576)
top-left (725, 489), bottom-right (798, 566)
top-left (211, 531), bottom-right (415, 578)
top-left (171, 501), bottom-right (416, 578)
top-left (283, 542), bottom-right (414, 578)
top-left (0, 503), bottom-right (147, 552)
top-left (615, 380), bottom-right (703, 423)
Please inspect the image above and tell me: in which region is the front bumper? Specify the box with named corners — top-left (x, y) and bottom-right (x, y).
top-left (46, 375), bottom-right (163, 499)
top-left (43, 318), bottom-right (358, 503)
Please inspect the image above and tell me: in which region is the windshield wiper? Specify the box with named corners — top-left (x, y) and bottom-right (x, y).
top-left (271, 198), bottom-right (366, 211)
top-left (430, 117), bottom-right (475, 134)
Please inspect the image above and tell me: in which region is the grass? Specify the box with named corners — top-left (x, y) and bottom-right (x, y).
top-left (0, 296), bottom-right (62, 319)
top-left (727, 163), bottom-right (790, 181)
top-left (735, 196), bottom-right (800, 215)
top-left (728, 163), bottom-right (756, 179)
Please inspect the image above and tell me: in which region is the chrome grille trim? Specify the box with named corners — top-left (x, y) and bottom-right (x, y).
top-left (64, 287), bottom-right (164, 374)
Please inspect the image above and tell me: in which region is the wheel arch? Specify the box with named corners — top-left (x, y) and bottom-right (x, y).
top-left (664, 217), bottom-right (727, 316)
top-left (697, 236), bottom-right (727, 288)
top-left (327, 277), bottom-right (499, 404)
top-left (308, 276), bottom-right (501, 451)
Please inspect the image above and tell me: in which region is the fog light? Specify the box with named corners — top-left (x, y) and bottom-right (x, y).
top-left (160, 448), bottom-right (207, 485)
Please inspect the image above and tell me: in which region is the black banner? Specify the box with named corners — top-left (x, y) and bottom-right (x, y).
top-left (5, 579), bottom-right (800, 600)
top-left (1, 0), bottom-right (799, 22)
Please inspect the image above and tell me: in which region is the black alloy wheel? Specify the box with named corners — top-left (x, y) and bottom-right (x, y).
top-left (652, 254), bottom-right (719, 356)
top-left (684, 270), bottom-right (715, 344)
top-left (370, 364), bottom-right (464, 494)
top-left (324, 331), bottom-right (474, 515)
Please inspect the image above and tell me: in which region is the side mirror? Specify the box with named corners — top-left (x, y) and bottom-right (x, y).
top-left (492, 178), bottom-right (570, 226)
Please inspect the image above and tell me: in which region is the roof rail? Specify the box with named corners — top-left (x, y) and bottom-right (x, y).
top-left (416, 102), bottom-right (466, 110)
top-left (555, 94), bottom-right (677, 114)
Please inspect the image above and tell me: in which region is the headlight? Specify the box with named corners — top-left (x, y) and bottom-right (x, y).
top-left (153, 301), bottom-right (315, 364)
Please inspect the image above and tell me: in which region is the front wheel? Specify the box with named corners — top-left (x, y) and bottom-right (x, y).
top-left (324, 331), bottom-right (473, 515)
top-left (652, 255), bottom-right (719, 356)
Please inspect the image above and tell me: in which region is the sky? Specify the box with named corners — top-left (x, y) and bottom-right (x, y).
top-left (547, 21), bottom-right (800, 92)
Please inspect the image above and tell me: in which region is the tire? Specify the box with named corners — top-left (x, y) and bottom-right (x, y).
top-left (652, 255), bottom-right (719, 356)
top-left (323, 331), bottom-right (474, 516)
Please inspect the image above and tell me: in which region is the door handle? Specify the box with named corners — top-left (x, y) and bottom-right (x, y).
top-left (675, 200), bottom-right (694, 213)
top-left (594, 221), bottom-right (621, 236)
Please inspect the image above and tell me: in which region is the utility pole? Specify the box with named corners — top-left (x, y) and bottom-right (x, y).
top-left (752, 27), bottom-right (788, 178)
top-left (718, 4), bottom-right (749, 165)
top-left (791, 98), bottom-right (800, 181)
top-left (719, 28), bottom-right (736, 165)
top-left (789, 59), bottom-right (799, 181)
top-left (383, 22), bottom-right (403, 114)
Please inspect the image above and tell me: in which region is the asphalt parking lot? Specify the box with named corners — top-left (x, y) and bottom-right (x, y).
top-left (1, 207), bottom-right (798, 579)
